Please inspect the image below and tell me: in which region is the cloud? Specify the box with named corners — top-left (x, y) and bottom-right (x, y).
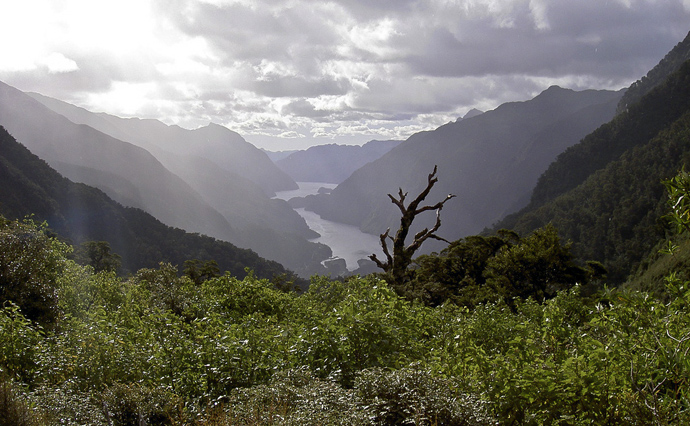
top-left (0, 0), bottom-right (689, 149)
top-left (41, 53), bottom-right (79, 74)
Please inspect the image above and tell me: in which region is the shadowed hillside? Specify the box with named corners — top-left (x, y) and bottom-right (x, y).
top-left (298, 86), bottom-right (623, 248)
top-left (0, 125), bottom-right (290, 279)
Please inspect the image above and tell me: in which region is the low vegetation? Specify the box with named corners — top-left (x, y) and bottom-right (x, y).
top-left (0, 169), bottom-right (689, 425)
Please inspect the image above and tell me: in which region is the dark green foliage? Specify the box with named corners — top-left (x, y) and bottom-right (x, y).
top-left (663, 167), bottom-right (690, 234)
top-left (409, 225), bottom-right (589, 307)
top-left (410, 233), bottom-right (509, 306)
top-left (209, 367), bottom-right (490, 425)
top-left (183, 259), bottom-right (221, 285)
top-left (0, 217), bottom-right (68, 326)
top-left (101, 383), bottom-right (186, 426)
top-left (355, 367), bottom-right (490, 425)
top-left (130, 262), bottom-right (199, 318)
top-left (0, 304), bottom-right (43, 383)
top-left (74, 240), bottom-right (121, 273)
top-left (484, 224), bottom-right (588, 302)
top-left (0, 374), bottom-right (46, 426)
top-left (28, 380), bottom-right (109, 425)
top-left (215, 368), bottom-right (367, 425)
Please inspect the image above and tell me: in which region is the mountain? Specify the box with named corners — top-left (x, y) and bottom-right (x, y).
top-left (616, 31), bottom-right (690, 115)
top-left (29, 93), bottom-right (297, 196)
top-left (275, 140), bottom-right (402, 184)
top-left (298, 86), bottom-right (623, 247)
top-left (461, 109), bottom-right (484, 120)
top-left (0, 125), bottom-right (289, 280)
top-left (495, 52), bottom-right (690, 284)
top-left (0, 81), bottom-right (237, 243)
top-left (22, 90), bottom-right (330, 277)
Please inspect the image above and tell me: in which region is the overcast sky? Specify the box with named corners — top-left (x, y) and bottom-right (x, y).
top-left (0, 0), bottom-right (688, 150)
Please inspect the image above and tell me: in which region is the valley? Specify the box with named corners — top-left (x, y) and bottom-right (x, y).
top-left (1, 20), bottom-right (690, 424)
top-left (274, 182), bottom-right (382, 275)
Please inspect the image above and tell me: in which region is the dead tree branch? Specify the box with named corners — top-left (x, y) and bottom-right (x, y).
top-left (369, 166), bottom-right (455, 286)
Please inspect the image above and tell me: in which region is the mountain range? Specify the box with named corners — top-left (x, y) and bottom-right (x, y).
top-left (275, 140), bottom-right (402, 184)
top-left (0, 124), bottom-right (289, 280)
top-left (296, 85), bottom-right (624, 252)
top-left (493, 31), bottom-right (690, 285)
top-left (3, 29), bottom-right (690, 287)
top-left (0, 84), bottom-right (330, 276)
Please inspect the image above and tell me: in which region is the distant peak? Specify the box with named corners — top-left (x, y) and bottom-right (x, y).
top-left (200, 122), bottom-right (233, 134)
top-left (544, 85), bottom-right (568, 92)
top-left (463, 108), bottom-right (484, 119)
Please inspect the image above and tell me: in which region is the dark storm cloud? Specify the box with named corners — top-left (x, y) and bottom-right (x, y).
top-left (160, 0), bottom-right (689, 110)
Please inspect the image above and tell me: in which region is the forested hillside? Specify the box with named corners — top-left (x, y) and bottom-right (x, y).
top-left (298, 86), bottom-right (623, 244)
top-left (497, 58), bottom-right (690, 284)
top-left (616, 30), bottom-right (690, 114)
top-left (0, 125), bottom-right (290, 279)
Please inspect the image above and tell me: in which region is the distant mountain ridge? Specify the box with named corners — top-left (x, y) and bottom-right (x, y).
top-left (0, 81), bottom-right (237, 242)
top-left (298, 85), bottom-right (623, 247)
top-left (0, 125), bottom-right (289, 279)
top-left (276, 140), bottom-right (402, 184)
top-left (28, 93), bottom-right (297, 195)
top-left (13, 88), bottom-right (330, 277)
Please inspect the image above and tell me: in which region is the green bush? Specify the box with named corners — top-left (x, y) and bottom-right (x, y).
top-left (355, 367), bottom-right (491, 426)
top-left (212, 368), bottom-right (367, 426)
top-left (102, 382), bottom-right (187, 426)
top-left (0, 303), bottom-right (42, 383)
top-left (0, 217), bottom-right (70, 326)
top-left (0, 373), bottom-right (46, 426)
top-left (29, 380), bottom-right (108, 426)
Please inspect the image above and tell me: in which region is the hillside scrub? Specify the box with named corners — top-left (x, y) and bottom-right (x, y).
top-left (1, 170), bottom-right (690, 424)
top-left (0, 230), bottom-right (687, 423)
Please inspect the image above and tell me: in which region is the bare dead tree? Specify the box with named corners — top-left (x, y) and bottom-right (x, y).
top-left (369, 165), bottom-right (455, 286)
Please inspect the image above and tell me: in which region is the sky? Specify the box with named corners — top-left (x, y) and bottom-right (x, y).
top-left (0, 1), bottom-right (688, 151)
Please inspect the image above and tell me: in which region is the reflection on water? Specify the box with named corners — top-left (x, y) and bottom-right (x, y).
top-left (275, 183), bottom-right (382, 271)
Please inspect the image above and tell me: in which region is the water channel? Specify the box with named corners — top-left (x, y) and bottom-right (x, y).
top-left (274, 183), bottom-right (382, 271)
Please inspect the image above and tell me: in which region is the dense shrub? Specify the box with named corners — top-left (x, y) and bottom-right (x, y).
top-left (102, 383), bottom-right (187, 426)
top-left (355, 367), bottom-right (491, 425)
top-left (0, 373), bottom-right (46, 426)
top-left (3, 168), bottom-right (690, 424)
top-left (0, 217), bottom-right (70, 326)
